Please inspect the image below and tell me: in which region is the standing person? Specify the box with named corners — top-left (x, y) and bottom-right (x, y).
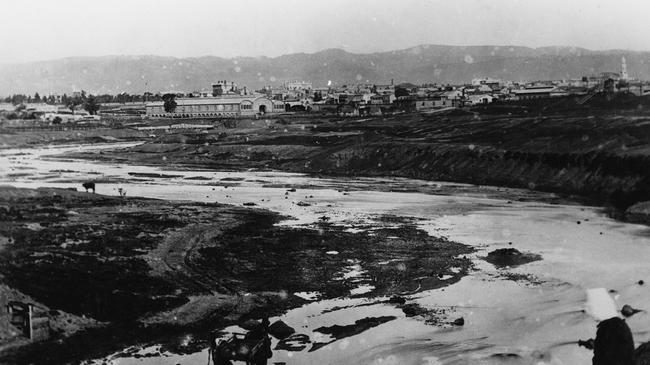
top-left (592, 317), bottom-right (634, 365)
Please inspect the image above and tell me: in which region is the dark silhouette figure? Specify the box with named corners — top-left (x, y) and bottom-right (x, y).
top-left (211, 317), bottom-right (272, 365)
top-left (82, 182), bottom-right (95, 193)
top-left (592, 317), bottom-right (635, 365)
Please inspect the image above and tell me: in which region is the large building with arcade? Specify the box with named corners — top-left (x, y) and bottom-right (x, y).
top-left (145, 95), bottom-right (285, 118)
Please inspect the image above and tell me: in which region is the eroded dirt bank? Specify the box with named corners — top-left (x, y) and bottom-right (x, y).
top-left (0, 186), bottom-right (472, 364)
top-left (65, 100), bottom-right (650, 222)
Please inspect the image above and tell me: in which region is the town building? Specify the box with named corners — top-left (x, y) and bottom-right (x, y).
top-left (285, 81), bottom-right (312, 91)
top-left (471, 77), bottom-right (502, 89)
top-left (512, 86), bottom-right (557, 100)
top-left (145, 95), bottom-right (284, 118)
top-left (467, 94), bottom-right (496, 105)
top-left (25, 103), bottom-right (58, 113)
top-left (212, 81), bottom-right (240, 96)
top-left (374, 83), bottom-right (395, 94)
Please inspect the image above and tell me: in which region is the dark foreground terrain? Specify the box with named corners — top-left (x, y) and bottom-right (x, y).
top-left (0, 186), bottom-right (472, 364)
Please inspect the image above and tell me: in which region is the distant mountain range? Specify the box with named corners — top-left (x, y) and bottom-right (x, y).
top-left (1, 45), bottom-right (649, 95)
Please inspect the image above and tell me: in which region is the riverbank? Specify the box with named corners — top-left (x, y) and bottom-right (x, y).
top-left (0, 126), bottom-right (150, 149)
top-left (58, 103), bottom-right (650, 222)
top-left (0, 186), bottom-right (472, 364)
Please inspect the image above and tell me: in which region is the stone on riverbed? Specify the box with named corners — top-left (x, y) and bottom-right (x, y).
top-left (268, 320), bottom-right (295, 340)
top-left (485, 248), bottom-right (542, 268)
top-left (621, 304), bottom-right (642, 317)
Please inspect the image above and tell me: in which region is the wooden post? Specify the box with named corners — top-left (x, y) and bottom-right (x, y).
top-left (27, 304), bottom-right (33, 340)
top-left (6, 301), bottom-right (34, 339)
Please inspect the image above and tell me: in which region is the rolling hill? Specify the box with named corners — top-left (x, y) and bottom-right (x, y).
top-left (1, 45), bottom-right (648, 95)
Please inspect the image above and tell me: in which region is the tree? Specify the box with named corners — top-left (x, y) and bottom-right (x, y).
top-left (11, 94), bottom-right (26, 105)
top-left (34, 92), bottom-right (41, 103)
top-left (313, 91), bottom-right (323, 102)
top-left (84, 94), bottom-right (100, 115)
top-left (67, 100), bottom-right (81, 115)
top-left (162, 93), bottom-right (177, 113)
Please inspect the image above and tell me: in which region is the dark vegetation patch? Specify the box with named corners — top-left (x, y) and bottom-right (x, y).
top-left (0, 187), bottom-right (473, 364)
top-left (310, 316), bottom-right (396, 351)
top-left (127, 172), bottom-right (184, 178)
top-left (198, 221), bottom-right (473, 298)
top-left (183, 176), bottom-right (212, 180)
top-left (485, 248), bottom-right (542, 268)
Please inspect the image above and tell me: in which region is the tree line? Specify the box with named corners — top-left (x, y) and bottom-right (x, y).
top-left (2, 92), bottom-right (164, 116)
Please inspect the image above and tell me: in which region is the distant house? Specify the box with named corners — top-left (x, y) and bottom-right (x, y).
top-left (285, 81), bottom-right (313, 91)
top-left (472, 77), bottom-right (501, 88)
top-left (339, 104), bottom-right (359, 116)
top-left (370, 94), bottom-right (395, 104)
top-left (467, 94), bottom-right (495, 105)
top-left (512, 86), bottom-right (557, 100)
top-left (425, 90), bottom-right (462, 107)
top-left (374, 84), bottom-right (395, 94)
top-left (42, 109), bottom-right (100, 123)
top-left (370, 95), bottom-right (384, 105)
top-left (25, 103), bottom-right (58, 113)
top-left (0, 103), bottom-right (15, 112)
top-left (476, 84), bottom-right (493, 93)
top-left (311, 103), bottom-right (339, 114)
top-left (396, 96), bottom-right (440, 112)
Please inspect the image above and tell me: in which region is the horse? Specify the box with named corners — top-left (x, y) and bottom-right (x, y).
top-left (82, 182), bottom-right (95, 193)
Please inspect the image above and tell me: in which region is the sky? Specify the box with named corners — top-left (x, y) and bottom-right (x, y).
top-left (2, 0), bottom-right (650, 64)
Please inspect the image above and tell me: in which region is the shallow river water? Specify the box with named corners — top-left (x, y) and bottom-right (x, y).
top-left (2, 143), bottom-right (650, 365)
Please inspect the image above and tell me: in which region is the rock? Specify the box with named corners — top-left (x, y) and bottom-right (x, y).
top-left (621, 304), bottom-right (642, 317)
top-left (401, 303), bottom-right (427, 317)
top-left (242, 202), bottom-right (257, 206)
top-left (275, 333), bottom-right (310, 351)
top-left (268, 320), bottom-right (295, 340)
top-left (451, 317), bottom-right (465, 326)
top-left (485, 248), bottom-right (542, 268)
top-left (388, 296), bottom-right (406, 305)
top-left (490, 353), bottom-right (521, 359)
top-left (239, 318), bottom-right (262, 331)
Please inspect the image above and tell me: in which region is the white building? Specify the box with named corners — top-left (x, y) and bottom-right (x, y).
top-left (285, 81), bottom-right (312, 91)
top-left (145, 96), bottom-right (284, 118)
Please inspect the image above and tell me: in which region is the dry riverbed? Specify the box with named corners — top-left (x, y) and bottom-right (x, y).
top-left (0, 186), bottom-right (472, 364)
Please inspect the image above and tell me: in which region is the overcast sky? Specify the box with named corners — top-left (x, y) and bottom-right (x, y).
top-left (2, 0), bottom-right (650, 64)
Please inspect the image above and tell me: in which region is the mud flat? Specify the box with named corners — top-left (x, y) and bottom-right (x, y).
top-left (0, 127), bottom-right (150, 149)
top-left (0, 186), bottom-right (472, 364)
top-left (58, 103), bottom-right (650, 219)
